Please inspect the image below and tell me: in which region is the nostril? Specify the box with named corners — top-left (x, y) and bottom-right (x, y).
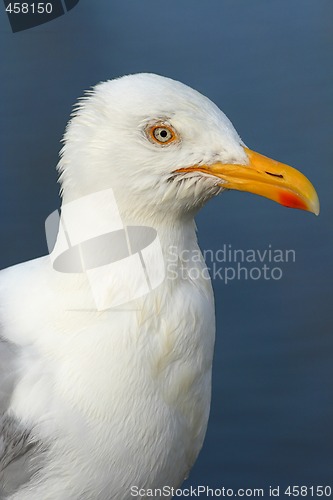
top-left (265, 171), bottom-right (284, 179)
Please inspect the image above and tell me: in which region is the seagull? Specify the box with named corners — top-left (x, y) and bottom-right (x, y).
top-left (0, 73), bottom-right (319, 499)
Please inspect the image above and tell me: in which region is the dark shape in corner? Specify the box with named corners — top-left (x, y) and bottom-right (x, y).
top-left (3, 0), bottom-right (80, 33)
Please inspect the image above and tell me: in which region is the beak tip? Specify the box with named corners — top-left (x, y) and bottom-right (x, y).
top-left (313, 204), bottom-right (320, 217)
top-left (309, 193), bottom-right (320, 216)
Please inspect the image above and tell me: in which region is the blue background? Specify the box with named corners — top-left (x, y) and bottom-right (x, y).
top-left (1, 1), bottom-right (332, 496)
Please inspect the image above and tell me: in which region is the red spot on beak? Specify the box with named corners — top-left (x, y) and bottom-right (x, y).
top-left (278, 192), bottom-right (308, 211)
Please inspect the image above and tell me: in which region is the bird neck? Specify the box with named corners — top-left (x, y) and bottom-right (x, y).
top-left (49, 197), bottom-right (203, 312)
top-left (58, 186), bottom-right (200, 257)
top-left (51, 191), bottom-right (201, 286)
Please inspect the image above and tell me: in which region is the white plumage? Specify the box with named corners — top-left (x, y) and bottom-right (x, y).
top-left (0, 73), bottom-right (318, 499)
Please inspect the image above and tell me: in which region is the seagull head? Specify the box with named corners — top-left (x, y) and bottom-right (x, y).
top-left (58, 73), bottom-right (319, 224)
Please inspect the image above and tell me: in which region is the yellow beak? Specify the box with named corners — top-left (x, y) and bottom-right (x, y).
top-left (175, 147), bottom-right (320, 215)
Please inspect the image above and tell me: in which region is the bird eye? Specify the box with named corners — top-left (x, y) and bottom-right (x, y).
top-left (147, 124), bottom-right (177, 145)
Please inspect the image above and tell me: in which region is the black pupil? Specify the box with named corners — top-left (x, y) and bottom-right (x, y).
top-left (160, 129), bottom-right (168, 138)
